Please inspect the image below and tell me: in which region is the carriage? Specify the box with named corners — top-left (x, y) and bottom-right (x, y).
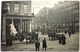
top-left (48, 32), bottom-right (63, 40)
top-left (48, 29), bottom-right (63, 40)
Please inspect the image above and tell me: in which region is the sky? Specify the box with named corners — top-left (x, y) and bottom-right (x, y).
top-left (31, 0), bottom-right (80, 14)
top-left (31, 0), bottom-right (64, 14)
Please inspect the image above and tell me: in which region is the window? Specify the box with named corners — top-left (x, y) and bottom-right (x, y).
top-left (6, 3), bottom-right (10, 12)
top-left (14, 4), bottom-right (19, 13)
top-left (23, 5), bottom-right (28, 13)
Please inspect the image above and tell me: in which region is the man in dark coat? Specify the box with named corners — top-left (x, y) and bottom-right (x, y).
top-left (35, 40), bottom-right (40, 51)
top-left (68, 31), bottom-right (71, 37)
top-left (47, 31), bottom-right (51, 40)
top-left (58, 35), bottom-right (61, 44)
top-left (64, 30), bottom-right (67, 34)
top-left (6, 37), bottom-right (10, 47)
top-left (6, 35), bottom-right (13, 47)
top-left (61, 34), bottom-right (66, 45)
top-left (42, 38), bottom-right (47, 50)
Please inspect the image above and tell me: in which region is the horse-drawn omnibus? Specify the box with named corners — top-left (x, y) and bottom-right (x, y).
top-left (47, 28), bottom-right (64, 40)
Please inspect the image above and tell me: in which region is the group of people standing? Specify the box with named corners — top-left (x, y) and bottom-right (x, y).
top-left (35, 38), bottom-right (47, 51)
top-left (58, 30), bottom-right (73, 45)
top-left (58, 34), bottom-right (66, 45)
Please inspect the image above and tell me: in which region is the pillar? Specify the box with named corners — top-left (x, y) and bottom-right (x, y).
top-left (25, 21), bottom-right (26, 32)
top-left (30, 20), bottom-right (32, 32)
top-left (2, 14), bottom-right (6, 42)
top-left (20, 19), bottom-right (22, 33)
top-left (27, 20), bottom-right (30, 32)
top-left (22, 21), bottom-right (23, 32)
top-left (22, 21), bottom-right (24, 32)
top-left (23, 21), bottom-right (25, 32)
top-left (26, 21), bottom-right (27, 32)
top-left (18, 22), bottom-right (20, 33)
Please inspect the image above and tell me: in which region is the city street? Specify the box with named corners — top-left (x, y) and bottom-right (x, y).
top-left (1, 1), bottom-right (79, 52)
top-left (1, 32), bottom-right (79, 51)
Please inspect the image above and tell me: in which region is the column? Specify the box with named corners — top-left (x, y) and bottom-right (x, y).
top-left (20, 19), bottom-right (22, 33)
top-left (2, 15), bottom-right (6, 42)
top-left (18, 22), bottom-right (20, 33)
top-left (25, 21), bottom-right (26, 32)
top-left (24, 21), bottom-right (25, 32)
top-left (30, 20), bottom-right (32, 32)
top-left (22, 21), bottom-right (24, 32)
top-left (26, 21), bottom-right (28, 32)
top-left (27, 21), bottom-right (29, 32)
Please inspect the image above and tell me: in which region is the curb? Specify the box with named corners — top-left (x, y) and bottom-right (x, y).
top-left (1, 41), bottom-right (26, 45)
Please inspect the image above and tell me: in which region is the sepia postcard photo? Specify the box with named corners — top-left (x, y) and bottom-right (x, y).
top-left (1, 0), bottom-right (79, 52)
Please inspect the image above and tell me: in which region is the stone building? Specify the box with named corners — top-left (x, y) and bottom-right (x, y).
top-left (1, 1), bottom-right (32, 41)
top-left (50, 1), bottom-right (79, 32)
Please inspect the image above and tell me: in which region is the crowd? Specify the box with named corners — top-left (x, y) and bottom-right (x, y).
top-left (6, 30), bottom-right (73, 51)
top-left (6, 32), bottom-right (38, 47)
top-left (35, 30), bottom-right (73, 51)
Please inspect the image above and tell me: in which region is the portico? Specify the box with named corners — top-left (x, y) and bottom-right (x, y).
top-left (2, 14), bottom-right (32, 41)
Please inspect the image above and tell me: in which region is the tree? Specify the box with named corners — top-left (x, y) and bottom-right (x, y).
top-left (37, 7), bottom-right (50, 28)
top-left (35, 7), bottom-right (50, 34)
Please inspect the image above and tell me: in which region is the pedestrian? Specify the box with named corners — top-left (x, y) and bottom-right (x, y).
top-left (58, 35), bottom-right (61, 44)
top-left (64, 30), bottom-right (67, 34)
top-left (9, 35), bottom-right (13, 46)
top-left (47, 31), bottom-right (51, 40)
top-left (6, 36), bottom-right (10, 47)
top-left (35, 40), bottom-right (40, 51)
top-left (61, 34), bottom-right (66, 45)
top-left (68, 31), bottom-right (71, 37)
top-left (42, 38), bottom-right (47, 50)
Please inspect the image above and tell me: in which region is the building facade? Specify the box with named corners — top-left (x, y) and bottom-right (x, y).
top-left (51, 1), bottom-right (79, 32)
top-left (1, 1), bottom-right (32, 41)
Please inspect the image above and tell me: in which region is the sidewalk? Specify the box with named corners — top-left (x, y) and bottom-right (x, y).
top-left (1, 39), bottom-right (27, 45)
